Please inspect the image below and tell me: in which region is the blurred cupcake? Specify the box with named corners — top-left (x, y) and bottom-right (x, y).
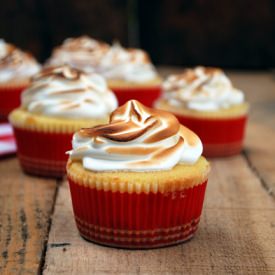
top-left (155, 67), bottom-right (249, 157)
top-left (0, 39), bottom-right (40, 120)
top-left (9, 65), bottom-right (117, 178)
top-left (47, 36), bottom-right (161, 107)
top-left (97, 43), bottom-right (161, 107)
top-left (47, 35), bottom-right (109, 74)
top-left (67, 100), bottom-right (210, 248)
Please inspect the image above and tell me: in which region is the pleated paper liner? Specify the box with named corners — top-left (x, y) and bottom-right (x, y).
top-left (0, 83), bottom-right (28, 121)
top-left (9, 108), bottom-right (108, 178)
top-left (13, 127), bottom-right (71, 177)
top-left (176, 114), bottom-right (247, 157)
top-left (68, 177), bottom-right (207, 249)
top-left (67, 159), bottom-right (210, 249)
top-left (110, 86), bottom-right (161, 107)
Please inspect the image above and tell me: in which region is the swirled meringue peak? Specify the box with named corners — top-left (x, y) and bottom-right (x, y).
top-left (0, 39), bottom-right (40, 82)
top-left (162, 66), bottom-right (245, 111)
top-left (47, 36), bottom-right (110, 73)
top-left (69, 100), bottom-right (202, 172)
top-left (22, 65), bottom-right (118, 119)
top-left (97, 42), bottom-right (158, 83)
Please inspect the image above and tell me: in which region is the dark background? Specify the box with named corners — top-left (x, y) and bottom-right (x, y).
top-left (0, 0), bottom-right (274, 69)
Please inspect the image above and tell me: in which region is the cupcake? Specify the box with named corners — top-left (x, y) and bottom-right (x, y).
top-left (0, 39), bottom-right (40, 120)
top-left (67, 100), bottom-right (210, 249)
top-left (155, 67), bottom-right (249, 157)
top-left (9, 65), bottom-right (117, 178)
top-left (47, 36), bottom-right (161, 107)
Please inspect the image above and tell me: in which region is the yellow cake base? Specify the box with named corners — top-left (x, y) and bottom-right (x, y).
top-left (66, 156), bottom-right (210, 194)
top-left (155, 99), bottom-right (249, 119)
top-left (9, 108), bottom-right (108, 133)
top-left (0, 78), bottom-right (30, 88)
top-left (107, 77), bottom-right (162, 89)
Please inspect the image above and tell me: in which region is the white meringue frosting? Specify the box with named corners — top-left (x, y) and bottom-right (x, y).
top-left (69, 100), bottom-right (202, 172)
top-left (22, 65), bottom-right (117, 119)
top-left (97, 43), bottom-right (158, 83)
top-left (47, 36), bottom-right (158, 83)
top-left (0, 39), bottom-right (40, 82)
top-left (47, 36), bottom-right (109, 74)
top-left (162, 67), bottom-right (245, 111)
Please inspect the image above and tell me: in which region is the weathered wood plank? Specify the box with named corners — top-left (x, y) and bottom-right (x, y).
top-left (228, 72), bottom-right (275, 129)
top-left (229, 72), bottom-right (275, 198)
top-left (245, 122), bottom-right (275, 197)
top-left (0, 157), bottom-right (57, 275)
top-left (43, 155), bottom-right (275, 274)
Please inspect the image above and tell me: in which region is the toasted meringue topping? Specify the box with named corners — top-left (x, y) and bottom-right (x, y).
top-left (0, 39), bottom-right (40, 82)
top-left (47, 36), bottom-right (158, 83)
top-left (69, 100), bottom-right (202, 171)
top-left (162, 66), bottom-right (245, 111)
top-left (22, 65), bottom-right (117, 119)
top-left (47, 36), bottom-right (110, 74)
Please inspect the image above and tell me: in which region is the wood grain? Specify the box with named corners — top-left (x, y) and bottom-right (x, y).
top-left (0, 158), bottom-right (57, 275)
top-left (245, 122), bottom-right (275, 198)
top-left (229, 72), bottom-right (275, 197)
top-left (43, 156), bottom-right (275, 274)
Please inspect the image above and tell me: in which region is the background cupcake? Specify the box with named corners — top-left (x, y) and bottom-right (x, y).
top-left (155, 67), bottom-right (249, 157)
top-left (67, 100), bottom-right (210, 248)
top-left (9, 65), bottom-right (117, 178)
top-left (47, 36), bottom-right (161, 107)
top-left (0, 39), bottom-right (40, 120)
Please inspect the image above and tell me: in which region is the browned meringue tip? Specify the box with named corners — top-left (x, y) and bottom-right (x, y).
top-left (0, 41), bottom-right (38, 67)
top-left (33, 65), bottom-right (83, 81)
top-left (77, 99), bottom-right (201, 148)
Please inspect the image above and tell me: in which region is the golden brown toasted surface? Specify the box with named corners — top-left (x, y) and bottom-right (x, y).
top-left (155, 99), bottom-right (249, 119)
top-left (107, 77), bottom-right (162, 89)
top-left (66, 156), bottom-right (210, 194)
top-left (9, 108), bottom-right (107, 133)
top-left (78, 100), bottom-right (180, 142)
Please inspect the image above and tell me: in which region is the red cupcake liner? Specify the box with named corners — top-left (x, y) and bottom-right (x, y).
top-left (68, 177), bottom-right (207, 249)
top-left (111, 86), bottom-right (161, 107)
top-left (176, 114), bottom-right (247, 157)
top-left (13, 126), bottom-right (73, 178)
top-left (0, 86), bottom-right (27, 121)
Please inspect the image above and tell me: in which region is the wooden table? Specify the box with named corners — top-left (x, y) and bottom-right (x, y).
top-left (1, 68), bottom-right (275, 274)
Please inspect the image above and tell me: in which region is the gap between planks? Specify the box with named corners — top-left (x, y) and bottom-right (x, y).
top-left (38, 179), bottom-right (61, 275)
top-left (0, 158), bottom-right (59, 275)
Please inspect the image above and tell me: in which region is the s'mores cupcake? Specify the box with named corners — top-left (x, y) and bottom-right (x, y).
top-left (9, 65), bottom-right (117, 177)
top-left (67, 100), bottom-right (210, 248)
top-left (155, 67), bottom-right (249, 157)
